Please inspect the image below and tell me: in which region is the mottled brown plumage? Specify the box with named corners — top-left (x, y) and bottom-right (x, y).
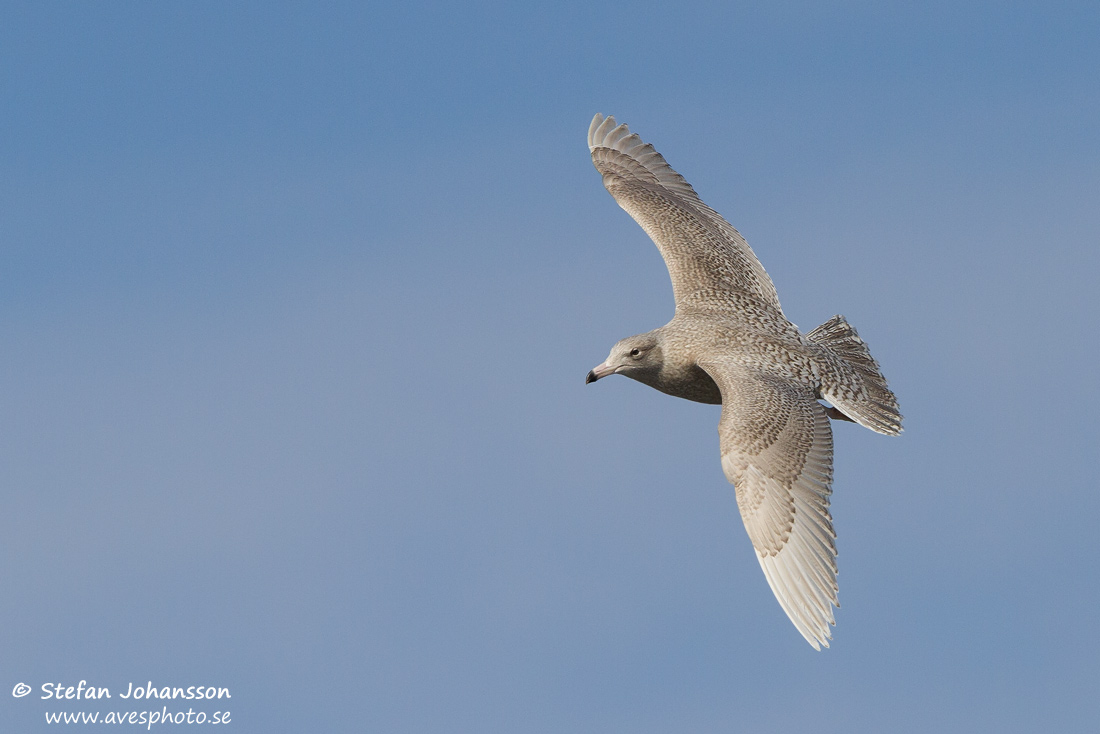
top-left (585, 114), bottom-right (902, 649)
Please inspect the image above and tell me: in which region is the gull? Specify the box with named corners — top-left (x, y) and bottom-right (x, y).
top-left (584, 114), bottom-right (902, 649)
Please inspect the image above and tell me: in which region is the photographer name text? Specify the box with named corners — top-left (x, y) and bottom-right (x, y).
top-left (39, 680), bottom-right (230, 700)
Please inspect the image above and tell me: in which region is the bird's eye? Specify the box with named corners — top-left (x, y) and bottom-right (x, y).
top-left (629, 348), bottom-right (641, 357)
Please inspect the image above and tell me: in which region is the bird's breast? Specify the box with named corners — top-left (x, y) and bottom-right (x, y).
top-left (647, 363), bottom-right (723, 404)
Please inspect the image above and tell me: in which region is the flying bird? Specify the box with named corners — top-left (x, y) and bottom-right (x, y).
top-left (585, 114), bottom-right (902, 649)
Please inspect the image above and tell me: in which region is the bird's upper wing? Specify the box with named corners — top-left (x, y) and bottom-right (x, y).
top-left (589, 114), bottom-right (781, 313)
top-left (698, 357), bottom-right (839, 650)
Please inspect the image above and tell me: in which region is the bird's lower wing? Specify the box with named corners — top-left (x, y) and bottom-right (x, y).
top-left (699, 359), bottom-right (839, 650)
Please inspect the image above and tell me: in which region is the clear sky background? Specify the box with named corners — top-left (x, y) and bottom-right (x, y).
top-left (2, 2), bottom-right (1098, 731)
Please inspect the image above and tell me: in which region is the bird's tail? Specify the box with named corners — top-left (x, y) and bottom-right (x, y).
top-left (807, 315), bottom-right (903, 436)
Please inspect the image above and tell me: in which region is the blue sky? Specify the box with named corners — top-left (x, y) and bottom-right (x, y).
top-left (3, 2), bottom-right (1098, 731)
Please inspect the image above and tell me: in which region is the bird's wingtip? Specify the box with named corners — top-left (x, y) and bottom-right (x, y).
top-left (588, 113), bottom-right (621, 151)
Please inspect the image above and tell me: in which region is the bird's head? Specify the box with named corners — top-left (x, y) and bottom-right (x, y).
top-left (586, 332), bottom-right (662, 384)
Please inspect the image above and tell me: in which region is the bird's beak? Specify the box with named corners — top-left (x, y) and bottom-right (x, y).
top-left (586, 362), bottom-right (616, 384)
